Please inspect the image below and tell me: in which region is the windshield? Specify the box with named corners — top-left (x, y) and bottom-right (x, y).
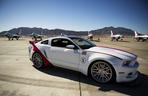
top-left (70, 37), bottom-right (96, 49)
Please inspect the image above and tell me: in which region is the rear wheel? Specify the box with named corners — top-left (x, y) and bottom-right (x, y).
top-left (111, 37), bottom-right (114, 41)
top-left (136, 38), bottom-right (140, 42)
top-left (89, 61), bottom-right (115, 83)
top-left (142, 39), bottom-right (146, 42)
top-left (32, 52), bottom-right (44, 69)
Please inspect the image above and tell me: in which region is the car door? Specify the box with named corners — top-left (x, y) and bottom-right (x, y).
top-left (50, 38), bottom-right (80, 71)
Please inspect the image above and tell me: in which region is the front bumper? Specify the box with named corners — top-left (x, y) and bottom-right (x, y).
top-left (116, 62), bottom-right (139, 82)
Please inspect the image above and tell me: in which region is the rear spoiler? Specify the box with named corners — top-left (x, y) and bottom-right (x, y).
top-left (29, 40), bottom-right (53, 67)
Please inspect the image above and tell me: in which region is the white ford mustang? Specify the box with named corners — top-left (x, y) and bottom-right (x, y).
top-left (28, 36), bottom-right (139, 83)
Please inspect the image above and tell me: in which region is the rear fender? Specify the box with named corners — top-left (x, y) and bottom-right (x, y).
top-left (29, 41), bottom-right (53, 67)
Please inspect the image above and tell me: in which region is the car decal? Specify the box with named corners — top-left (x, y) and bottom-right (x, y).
top-left (29, 41), bottom-right (53, 67)
top-left (43, 50), bottom-right (47, 58)
top-left (97, 46), bottom-right (137, 58)
top-left (86, 50), bottom-right (122, 60)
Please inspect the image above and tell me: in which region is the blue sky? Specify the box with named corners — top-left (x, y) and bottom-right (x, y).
top-left (0, 0), bottom-right (148, 33)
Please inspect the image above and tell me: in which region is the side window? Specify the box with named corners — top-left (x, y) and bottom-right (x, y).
top-left (51, 38), bottom-right (76, 48)
top-left (41, 40), bottom-right (48, 45)
top-left (51, 39), bottom-right (60, 47)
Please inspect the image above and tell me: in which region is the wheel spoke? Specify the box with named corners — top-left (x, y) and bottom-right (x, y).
top-left (96, 74), bottom-right (101, 81)
top-left (92, 68), bottom-right (99, 72)
top-left (103, 73), bottom-right (110, 80)
top-left (103, 67), bottom-right (110, 71)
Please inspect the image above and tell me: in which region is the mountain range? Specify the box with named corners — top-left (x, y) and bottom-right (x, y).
top-left (0, 26), bottom-right (135, 36)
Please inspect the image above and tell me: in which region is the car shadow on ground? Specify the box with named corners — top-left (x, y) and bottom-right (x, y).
top-left (111, 40), bottom-right (131, 42)
top-left (118, 40), bottom-right (130, 42)
top-left (37, 66), bottom-right (148, 96)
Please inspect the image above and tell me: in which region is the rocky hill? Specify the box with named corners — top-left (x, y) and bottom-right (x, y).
top-left (90, 26), bottom-right (134, 36)
top-left (0, 26), bottom-right (135, 36)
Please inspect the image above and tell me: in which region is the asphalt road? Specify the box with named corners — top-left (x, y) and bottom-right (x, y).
top-left (0, 37), bottom-right (148, 96)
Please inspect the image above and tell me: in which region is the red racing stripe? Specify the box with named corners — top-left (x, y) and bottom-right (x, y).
top-left (29, 41), bottom-right (53, 67)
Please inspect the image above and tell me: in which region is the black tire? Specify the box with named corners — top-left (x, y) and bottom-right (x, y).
top-left (89, 61), bottom-right (115, 83)
top-left (116, 38), bottom-right (118, 41)
top-left (111, 37), bottom-right (114, 41)
top-left (32, 52), bottom-right (44, 69)
top-left (142, 39), bottom-right (145, 42)
top-left (136, 38), bottom-right (140, 42)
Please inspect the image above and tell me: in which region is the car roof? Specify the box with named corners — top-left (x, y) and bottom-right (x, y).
top-left (46, 36), bottom-right (82, 45)
top-left (49, 35), bottom-right (81, 39)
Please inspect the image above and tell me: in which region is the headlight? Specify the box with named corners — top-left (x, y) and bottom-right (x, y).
top-left (122, 60), bottom-right (131, 67)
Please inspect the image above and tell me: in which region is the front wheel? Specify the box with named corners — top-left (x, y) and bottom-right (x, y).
top-left (32, 52), bottom-right (44, 69)
top-left (89, 61), bottom-right (115, 83)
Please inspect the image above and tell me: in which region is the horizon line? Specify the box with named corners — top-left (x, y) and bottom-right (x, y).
top-left (0, 26), bottom-right (140, 33)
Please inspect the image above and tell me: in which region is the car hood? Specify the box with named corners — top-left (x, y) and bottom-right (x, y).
top-left (85, 46), bottom-right (137, 60)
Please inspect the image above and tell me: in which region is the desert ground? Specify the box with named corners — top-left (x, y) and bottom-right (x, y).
top-left (0, 37), bottom-right (148, 96)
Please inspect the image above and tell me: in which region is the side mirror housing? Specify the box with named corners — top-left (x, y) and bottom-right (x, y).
top-left (66, 45), bottom-right (75, 49)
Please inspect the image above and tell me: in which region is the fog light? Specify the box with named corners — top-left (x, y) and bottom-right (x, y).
top-left (128, 72), bottom-right (132, 76)
top-left (126, 72), bottom-right (133, 78)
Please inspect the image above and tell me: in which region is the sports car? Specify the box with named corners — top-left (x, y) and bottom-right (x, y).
top-left (28, 36), bottom-right (139, 83)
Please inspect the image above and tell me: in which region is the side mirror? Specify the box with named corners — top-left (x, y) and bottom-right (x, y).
top-left (66, 45), bottom-right (75, 49)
